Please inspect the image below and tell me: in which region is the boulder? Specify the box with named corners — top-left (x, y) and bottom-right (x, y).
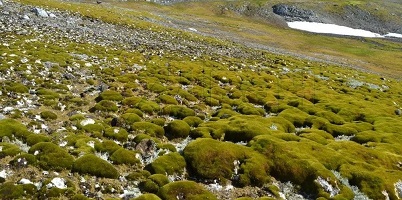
top-left (32, 8), bottom-right (49, 17)
top-left (0, 1), bottom-right (3, 7)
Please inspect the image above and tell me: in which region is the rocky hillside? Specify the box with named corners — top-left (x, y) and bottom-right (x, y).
top-left (1, 0), bottom-right (402, 200)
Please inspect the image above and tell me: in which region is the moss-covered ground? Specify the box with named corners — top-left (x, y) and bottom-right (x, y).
top-left (1, 0), bottom-right (402, 199)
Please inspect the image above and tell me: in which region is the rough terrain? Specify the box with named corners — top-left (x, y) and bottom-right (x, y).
top-left (0, 0), bottom-right (402, 200)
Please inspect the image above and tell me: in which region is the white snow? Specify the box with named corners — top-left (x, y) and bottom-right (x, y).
top-left (385, 33), bottom-right (402, 38)
top-left (288, 22), bottom-right (402, 39)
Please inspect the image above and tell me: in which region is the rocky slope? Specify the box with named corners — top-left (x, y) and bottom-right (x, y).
top-left (1, 0), bottom-right (402, 200)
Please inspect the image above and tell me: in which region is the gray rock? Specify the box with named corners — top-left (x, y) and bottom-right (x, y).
top-left (32, 8), bottom-right (49, 17)
top-left (0, 1), bottom-right (3, 7)
top-left (135, 139), bottom-right (157, 158)
top-left (395, 109), bottom-right (402, 116)
top-left (272, 4), bottom-right (318, 22)
top-left (22, 15), bottom-right (30, 20)
top-left (63, 73), bottom-right (75, 80)
top-left (0, 113), bottom-right (5, 120)
top-left (98, 83), bottom-right (108, 92)
top-left (48, 13), bottom-right (56, 18)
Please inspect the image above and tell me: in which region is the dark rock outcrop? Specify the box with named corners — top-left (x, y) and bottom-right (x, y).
top-left (272, 4), bottom-right (319, 22)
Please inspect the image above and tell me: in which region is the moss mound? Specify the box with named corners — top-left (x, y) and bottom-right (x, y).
top-left (98, 90), bottom-right (123, 101)
top-left (183, 116), bottom-right (204, 127)
top-left (72, 154), bottom-right (119, 179)
top-left (164, 120), bottom-right (191, 139)
top-left (110, 148), bottom-right (140, 165)
top-left (162, 105), bottom-right (195, 119)
top-left (0, 143), bottom-right (21, 158)
top-left (183, 138), bottom-right (270, 186)
top-left (93, 100), bottom-right (118, 112)
top-left (157, 181), bottom-right (217, 200)
top-left (145, 152), bottom-right (186, 175)
top-left (0, 119), bottom-right (31, 139)
top-left (104, 127), bottom-right (128, 142)
top-left (132, 122), bottom-right (164, 138)
top-left (40, 111), bottom-right (58, 120)
top-left (133, 193), bottom-right (162, 200)
top-left (139, 174), bottom-right (170, 194)
top-left (28, 142), bottom-right (74, 171)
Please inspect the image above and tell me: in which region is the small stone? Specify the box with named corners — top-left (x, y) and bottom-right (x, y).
top-left (32, 8), bottom-right (49, 17)
top-left (20, 57), bottom-right (29, 63)
top-left (19, 178), bottom-right (33, 184)
top-left (395, 109), bottom-right (402, 116)
top-left (63, 73), bottom-right (75, 80)
top-left (0, 1), bottom-right (3, 6)
top-left (22, 15), bottom-right (30, 20)
top-left (80, 118), bottom-right (95, 126)
top-left (48, 13), bottom-right (56, 18)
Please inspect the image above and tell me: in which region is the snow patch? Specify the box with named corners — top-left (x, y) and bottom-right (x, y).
top-left (385, 33), bottom-right (402, 38)
top-left (288, 22), bottom-right (383, 38)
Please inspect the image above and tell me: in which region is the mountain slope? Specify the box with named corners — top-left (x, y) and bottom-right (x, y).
top-left (1, 0), bottom-right (402, 199)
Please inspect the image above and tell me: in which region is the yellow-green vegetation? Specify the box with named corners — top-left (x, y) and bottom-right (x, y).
top-left (184, 138), bottom-right (270, 187)
top-left (110, 148), bottom-right (140, 165)
top-left (164, 120), bottom-right (191, 139)
top-left (1, 0), bottom-right (402, 199)
top-left (145, 152), bottom-right (186, 175)
top-left (139, 174), bottom-right (170, 194)
top-left (28, 142), bottom-right (74, 171)
top-left (133, 193), bottom-right (162, 200)
top-left (157, 181), bottom-right (218, 200)
top-left (72, 154), bottom-right (119, 179)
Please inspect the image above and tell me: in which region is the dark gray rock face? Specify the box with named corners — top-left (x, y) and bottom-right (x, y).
top-left (272, 4), bottom-right (319, 22)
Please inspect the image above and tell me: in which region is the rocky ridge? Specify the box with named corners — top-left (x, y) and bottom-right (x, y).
top-left (1, 0), bottom-right (402, 200)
